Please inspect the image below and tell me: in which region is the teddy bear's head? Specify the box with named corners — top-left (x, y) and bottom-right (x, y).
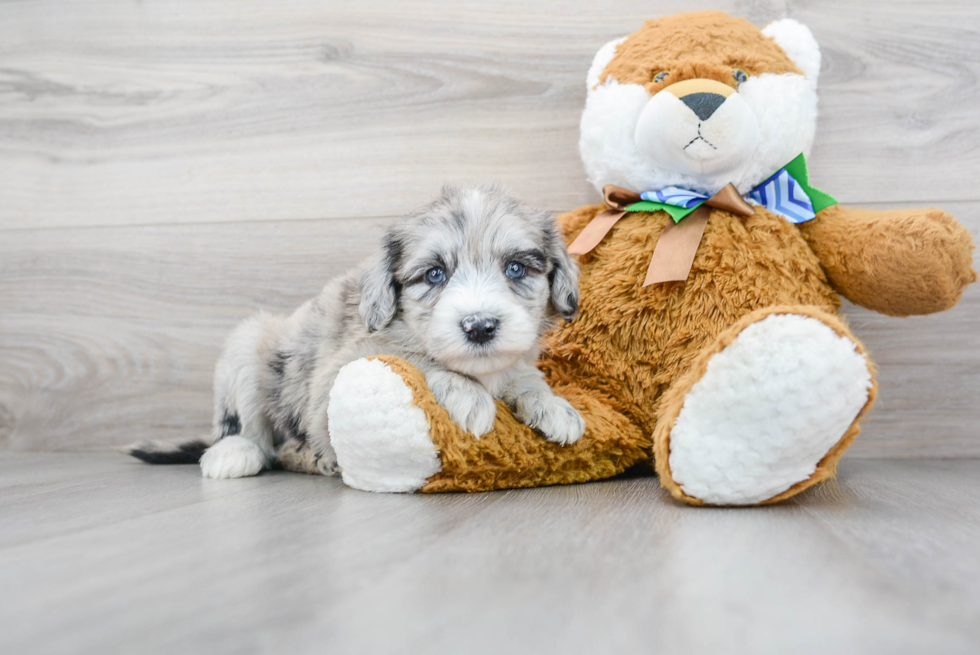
top-left (580, 11), bottom-right (821, 196)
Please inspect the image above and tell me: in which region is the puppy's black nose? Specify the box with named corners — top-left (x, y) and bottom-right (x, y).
top-left (461, 315), bottom-right (499, 344)
top-left (680, 92), bottom-right (726, 121)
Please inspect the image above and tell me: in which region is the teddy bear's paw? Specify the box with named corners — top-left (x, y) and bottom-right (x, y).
top-left (517, 393), bottom-right (586, 446)
top-left (328, 358), bottom-right (442, 493)
top-left (425, 369), bottom-right (497, 439)
top-left (665, 313), bottom-right (873, 506)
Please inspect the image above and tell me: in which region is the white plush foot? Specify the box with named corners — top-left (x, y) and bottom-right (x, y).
top-left (668, 314), bottom-right (873, 505)
top-left (199, 436), bottom-right (268, 479)
top-left (328, 358), bottom-right (442, 493)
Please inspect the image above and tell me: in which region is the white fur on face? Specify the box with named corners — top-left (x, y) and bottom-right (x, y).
top-left (634, 91), bottom-right (761, 177)
top-left (423, 267), bottom-right (546, 376)
top-left (735, 73), bottom-right (818, 192)
top-left (395, 192), bottom-right (555, 377)
top-left (580, 21), bottom-right (821, 195)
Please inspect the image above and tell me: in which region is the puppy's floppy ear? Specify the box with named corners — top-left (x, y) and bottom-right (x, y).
top-left (358, 231), bottom-right (402, 332)
top-left (543, 219), bottom-right (581, 321)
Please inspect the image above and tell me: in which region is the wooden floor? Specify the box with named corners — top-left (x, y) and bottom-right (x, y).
top-left (1, 454), bottom-right (978, 654)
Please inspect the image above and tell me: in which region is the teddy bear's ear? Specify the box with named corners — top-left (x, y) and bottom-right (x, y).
top-left (586, 36), bottom-right (627, 89)
top-left (762, 19), bottom-right (821, 82)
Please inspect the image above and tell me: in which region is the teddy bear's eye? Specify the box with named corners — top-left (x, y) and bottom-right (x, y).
top-left (733, 69), bottom-right (748, 85)
top-left (653, 71), bottom-right (669, 84)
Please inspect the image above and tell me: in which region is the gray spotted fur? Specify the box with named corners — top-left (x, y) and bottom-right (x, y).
top-left (132, 184), bottom-right (584, 477)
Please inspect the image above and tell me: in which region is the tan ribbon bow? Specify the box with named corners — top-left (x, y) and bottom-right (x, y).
top-left (567, 183), bottom-right (755, 286)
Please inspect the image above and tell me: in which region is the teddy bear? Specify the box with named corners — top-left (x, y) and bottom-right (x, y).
top-left (287, 11), bottom-right (975, 506)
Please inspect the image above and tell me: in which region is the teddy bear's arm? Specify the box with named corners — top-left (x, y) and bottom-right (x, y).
top-left (798, 205), bottom-right (976, 316)
top-left (326, 355), bottom-right (649, 493)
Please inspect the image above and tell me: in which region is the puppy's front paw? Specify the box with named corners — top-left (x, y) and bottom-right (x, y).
top-left (443, 389), bottom-right (497, 439)
top-left (518, 394), bottom-right (585, 446)
top-left (427, 371), bottom-right (497, 438)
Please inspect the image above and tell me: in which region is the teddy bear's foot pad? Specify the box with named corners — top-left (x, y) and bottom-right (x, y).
top-left (328, 358), bottom-right (442, 493)
top-left (667, 313), bottom-right (873, 505)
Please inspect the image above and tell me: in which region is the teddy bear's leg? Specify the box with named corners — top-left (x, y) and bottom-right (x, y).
top-left (326, 357), bottom-right (443, 492)
top-left (328, 356), bottom-right (648, 493)
top-left (653, 305), bottom-right (877, 506)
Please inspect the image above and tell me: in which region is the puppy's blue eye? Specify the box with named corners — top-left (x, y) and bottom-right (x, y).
top-left (733, 69), bottom-right (748, 85)
top-left (653, 71), bottom-right (669, 84)
top-left (505, 262), bottom-right (526, 279)
top-left (426, 267), bottom-right (446, 285)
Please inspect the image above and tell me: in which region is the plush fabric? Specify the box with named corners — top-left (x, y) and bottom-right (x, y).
top-left (599, 11), bottom-right (802, 91)
top-left (328, 357), bottom-right (442, 493)
top-left (580, 12), bottom-right (820, 197)
top-left (316, 11), bottom-right (974, 505)
top-left (541, 203), bottom-right (841, 441)
top-left (799, 205), bottom-right (976, 316)
top-left (309, 355), bottom-right (647, 493)
top-left (652, 305), bottom-right (877, 506)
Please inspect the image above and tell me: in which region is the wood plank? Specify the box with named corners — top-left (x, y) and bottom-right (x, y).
top-left (1, 454), bottom-right (978, 654)
top-left (1, 0), bottom-right (978, 229)
top-left (0, 216), bottom-right (392, 450)
top-left (1, 202), bottom-right (977, 455)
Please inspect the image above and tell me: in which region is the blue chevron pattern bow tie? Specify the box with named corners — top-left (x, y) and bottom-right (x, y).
top-left (642, 168), bottom-right (815, 223)
top-left (566, 154), bottom-right (840, 285)
top-left (633, 153), bottom-right (838, 225)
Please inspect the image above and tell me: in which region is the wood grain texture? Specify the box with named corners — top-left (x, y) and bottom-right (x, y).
top-left (0, 0), bottom-right (978, 456)
top-left (1, 454), bottom-right (979, 654)
top-left (0, 216), bottom-right (392, 450)
top-left (0, 0), bottom-right (978, 229)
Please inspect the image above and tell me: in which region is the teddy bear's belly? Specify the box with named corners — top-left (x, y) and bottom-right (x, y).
top-left (542, 206), bottom-right (840, 440)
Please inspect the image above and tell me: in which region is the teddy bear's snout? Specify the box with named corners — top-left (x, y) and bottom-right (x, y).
top-left (679, 92), bottom-right (727, 121)
top-left (632, 76), bottom-right (759, 177)
top-left (665, 78), bottom-right (735, 122)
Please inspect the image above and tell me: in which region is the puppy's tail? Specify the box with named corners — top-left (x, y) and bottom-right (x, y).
top-left (128, 439), bottom-right (210, 465)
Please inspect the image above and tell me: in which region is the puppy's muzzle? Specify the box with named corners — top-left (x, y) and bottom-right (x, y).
top-left (461, 314), bottom-right (499, 345)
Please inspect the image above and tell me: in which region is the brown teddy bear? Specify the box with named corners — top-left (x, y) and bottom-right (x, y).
top-left (305, 11), bottom-right (975, 505)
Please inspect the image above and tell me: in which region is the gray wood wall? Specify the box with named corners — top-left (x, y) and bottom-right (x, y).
top-left (1, 0), bottom-right (977, 456)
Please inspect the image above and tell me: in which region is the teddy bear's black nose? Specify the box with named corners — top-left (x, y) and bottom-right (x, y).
top-left (680, 92), bottom-right (727, 121)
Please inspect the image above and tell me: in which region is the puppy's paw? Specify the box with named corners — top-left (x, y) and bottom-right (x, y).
top-left (518, 394), bottom-right (585, 446)
top-left (316, 456), bottom-right (341, 476)
top-left (443, 389), bottom-right (497, 439)
top-left (427, 371), bottom-right (497, 439)
top-left (200, 436), bottom-right (268, 479)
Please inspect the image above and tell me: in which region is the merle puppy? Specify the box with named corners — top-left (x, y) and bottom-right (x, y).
top-left (132, 184), bottom-right (585, 478)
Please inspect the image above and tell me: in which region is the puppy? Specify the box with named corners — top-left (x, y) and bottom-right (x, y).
top-left (131, 184), bottom-right (585, 478)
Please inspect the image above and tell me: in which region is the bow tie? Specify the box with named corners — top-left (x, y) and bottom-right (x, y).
top-left (568, 153), bottom-right (837, 285)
